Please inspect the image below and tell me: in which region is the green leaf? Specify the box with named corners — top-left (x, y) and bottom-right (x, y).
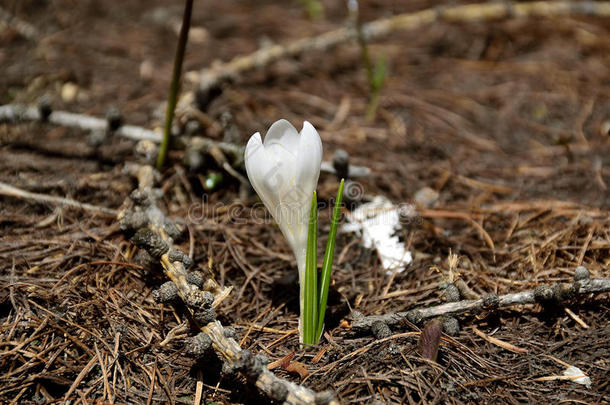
top-left (315, 179), bottom-right (344, 342)
top-left (303, 191), bottom-right (318, 345)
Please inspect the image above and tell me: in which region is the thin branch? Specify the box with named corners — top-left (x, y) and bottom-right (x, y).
top-left (118, 164), bottom-right (338, 405)
top-left (0, 181), bottom-right (117, 216)
top-left (194, 1), bottom-right (610, 97)
top-left (348, 277), bottom-right (610, 333)
top-left (0, 104), bottom-right (161, 142)
top-left (0, 103), bottom-right (243, 158)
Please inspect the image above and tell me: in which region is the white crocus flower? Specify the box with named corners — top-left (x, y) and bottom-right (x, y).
top-left (244, 119), bottom-right (322, 340)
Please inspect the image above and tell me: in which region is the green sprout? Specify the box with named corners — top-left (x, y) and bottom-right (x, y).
top-left (349, 0), bottom-right (389, 122)
top-left (298, 0), bottom-right (325, 20)
top-left (156, 0), bottom-right (194, 170)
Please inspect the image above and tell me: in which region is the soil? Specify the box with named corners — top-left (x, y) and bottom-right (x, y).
top-left (1, 0), bottom-right (609, 404)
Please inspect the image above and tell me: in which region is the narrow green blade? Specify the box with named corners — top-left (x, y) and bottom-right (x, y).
top-left (316, 179), bottom-right (344, 342)
top-left (303, 191), bottom-right (318, 345)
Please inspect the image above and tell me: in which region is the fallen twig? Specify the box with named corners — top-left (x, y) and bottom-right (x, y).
top-left (348, 274), bottom-right (610, 333)
top-left (118, 163), bottom-right (338, 405)
top-left (0, 103), bottom-right (245, 163)
top-left (0, 181), bottom-right (117, 216)
top-left (0, 104), bottom-right (161, 143)
top-left (193, 1), bottom-right (610, 100)
top-left (0, 104), bottom-right (371, 179)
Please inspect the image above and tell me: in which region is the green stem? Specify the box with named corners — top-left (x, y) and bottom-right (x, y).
top-left (156, 0), bottom-right (194, 170)
top-left (315, 179), bottom-right (344, 342)
top-left (303, 191), bottom-right (318, 345)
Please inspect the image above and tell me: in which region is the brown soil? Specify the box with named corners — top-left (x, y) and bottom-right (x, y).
top-left (1, 0), bottom-right (609, 404)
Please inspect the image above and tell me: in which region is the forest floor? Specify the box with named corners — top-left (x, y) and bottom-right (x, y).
top-left (1, 0), bottom-right (609, 403)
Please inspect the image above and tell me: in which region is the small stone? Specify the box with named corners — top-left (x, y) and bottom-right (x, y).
top-left (445, 283), bottom-right (460, 302)
top-left (61, 82), bottom-right (79, 103)
top-left (443, 317), bottom-right (460, 336)
top-left (574, 266), bottom-right (590, 281)
top-left (414, 186), bottom-right (439, 209)
top-left (139, 59), bottom-right (155, 81)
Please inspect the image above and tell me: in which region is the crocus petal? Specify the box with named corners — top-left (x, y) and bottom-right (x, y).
top-left (297, 121), bottom-right (323, 199)
top-left (245, 133), bottom-right (277, 206)
top-left (264, 119), bottom-right (300, 158)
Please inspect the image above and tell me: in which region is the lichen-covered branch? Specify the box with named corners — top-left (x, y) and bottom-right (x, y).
top-left (118, 163), bottom-right (337, 405)
top-left (348, 272), bottom-right (610, 334)
top-left (0, 104), bottom-right (160, 142)
top-left (0, 104), bottom-right (243, 159)
top-left (194, 1), bottom-right (610, 100)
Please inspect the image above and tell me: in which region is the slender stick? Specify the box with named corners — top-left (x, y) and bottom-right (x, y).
top-left (0, 181), bottom-right (117, 216)
top-left (156, 0), bottom-right (194, 170)
top-left (316, 179), bottom-right (344, 341)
